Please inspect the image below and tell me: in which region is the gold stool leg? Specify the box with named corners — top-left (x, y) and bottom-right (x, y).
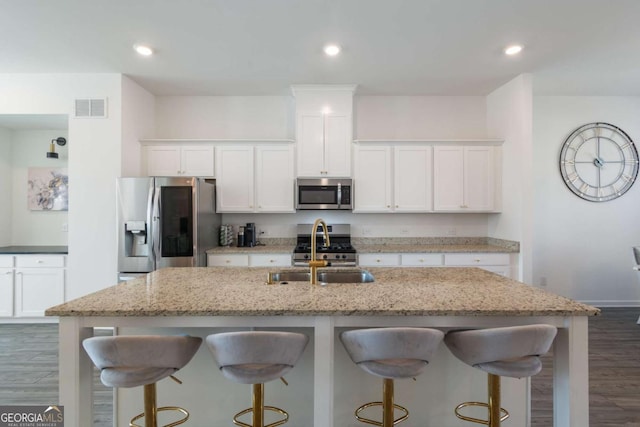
top-left (129, 382), bottom-right (190, 427)
top-left (488, 374), bottom-right (502, 427)
top-left (354, 378), bottom-right (409, 427)
top-left (233, 383), bottom-right (289, 427)
top-left (453, 373), bottom-right (509, 426)
top-left (382, 379), bottom-right (394, 427)
top-left (144, 383), bottom-right (157, 427)
top-left (253, 383), bottom-right (264, 427)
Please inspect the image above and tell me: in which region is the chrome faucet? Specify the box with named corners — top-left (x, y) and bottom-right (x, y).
top-left (309, 218), bottom-right (331, 285)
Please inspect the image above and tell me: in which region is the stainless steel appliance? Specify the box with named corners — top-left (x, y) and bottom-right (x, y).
top-left (293, 224), bottom-right (356, 266)
top-left (295, 178), bottom-right (353, 210)
top-left (117, 177), bottom-right (220, 280)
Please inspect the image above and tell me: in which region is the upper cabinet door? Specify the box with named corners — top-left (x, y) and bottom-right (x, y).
top-left (255, 145), bottom-right (295, 212)
top-left (146, 145), bottom-right (182, 176)
top-left (215, 146), bottom-right (255, 212)
top-left (394, 145), bottom-right (432, 212)
top-left (324, 114), bottom-right (351, 177)
top-left (146, 145), bottom-right (214, 177)
top-left (180, 146), bottom-right (215, 177)
top-left (433, 146), bottom-right (465, 211)
top-left (433, 145), bottom-right (497, 212)
top-left (296, 114), bottom-right (325, 176)
top-left (353, 145), bottom-right (392, 212)
top-left (464, 146), bottom-right (495, 211)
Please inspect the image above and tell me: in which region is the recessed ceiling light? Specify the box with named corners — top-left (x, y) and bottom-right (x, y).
top-left (324, 44), bottom-right (341, 56)
top-left (134, 44), bottom-right (154, 56)
top-left (504, 45), bottom-right (523, 56)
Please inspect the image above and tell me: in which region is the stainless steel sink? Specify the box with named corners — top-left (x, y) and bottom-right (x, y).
top-left (267, 271), bottom-right (311, 284)
top-left (317, 270), bottom-right (375, 283)
top-left (266, 269), bottom-right (374, 284)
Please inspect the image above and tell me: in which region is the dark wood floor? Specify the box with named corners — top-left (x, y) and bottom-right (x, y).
top-left (1, 308), bottom-right (638, 426)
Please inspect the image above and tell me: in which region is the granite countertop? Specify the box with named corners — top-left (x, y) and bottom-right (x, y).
top-left (207, 237), bottom-right (520, 255)
top-left (46, 267), bottom-right (598, 317)
top-left (207, 245), bottom-right (294, 254)
top-left (0, 246), bottom-right (68, 255)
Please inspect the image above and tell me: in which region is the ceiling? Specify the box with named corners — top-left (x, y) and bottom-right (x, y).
top-left (2, 0), bottom-right (640, 97)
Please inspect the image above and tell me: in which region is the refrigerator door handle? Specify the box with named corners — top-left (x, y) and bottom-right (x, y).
top-left (152, 184), bottom-right (161, 269)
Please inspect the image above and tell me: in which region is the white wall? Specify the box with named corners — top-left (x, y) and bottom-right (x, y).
top-left (486, 75), bottom-right (533, 282)
top-left (155, 96), bottom-right (293, 140)
top-left (354, 96), bottom-right (487, 139)
top-left (121, 76), bottom-right (155, 176)
top-left (0, 128), bottom-right (11, 246)
top-left (0, 74), bottom-right (123, 299)
top-left (533, 96), bottom-right (640, 305)
top-left (10, 129), bottom-right (68, 245)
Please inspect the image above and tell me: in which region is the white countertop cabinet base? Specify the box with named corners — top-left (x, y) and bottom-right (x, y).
top-left (0, 255), bottom-right (66, 320)
top-left (58, 314), bottom-right (589, 427)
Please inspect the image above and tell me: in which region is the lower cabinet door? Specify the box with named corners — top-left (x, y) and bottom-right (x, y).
top-left (15, 268), bottom-right (65, 317)
top-left (0, 269), bottom-right (14, 317)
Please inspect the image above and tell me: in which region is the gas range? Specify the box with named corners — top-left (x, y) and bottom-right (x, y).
top-left (293, 224), bottom-right (356, 266)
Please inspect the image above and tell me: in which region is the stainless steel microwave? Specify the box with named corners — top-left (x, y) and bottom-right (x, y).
top-left (295, 178), bottom-right (353, 210)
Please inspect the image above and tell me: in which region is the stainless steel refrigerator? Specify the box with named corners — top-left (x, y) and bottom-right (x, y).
top-left (117, 177), bottom-right (220, 281)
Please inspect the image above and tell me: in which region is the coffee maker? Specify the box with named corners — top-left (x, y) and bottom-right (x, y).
top-left (245, 223), bottom-right (256, 247)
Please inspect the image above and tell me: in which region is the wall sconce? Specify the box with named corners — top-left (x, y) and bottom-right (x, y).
top-left (47, 137), bottom-right (67, 159)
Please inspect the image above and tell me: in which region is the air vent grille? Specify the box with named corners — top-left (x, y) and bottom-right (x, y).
top-left (74, 98), bottom-right (108, 118)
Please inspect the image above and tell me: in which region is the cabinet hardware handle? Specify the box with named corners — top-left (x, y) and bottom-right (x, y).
top-left (396, 205), bottom-right (399, 208)
top-left (376, 259), bottom-right (381, 263)
top-left (474, 259), bottom-right (481, 262)
top-left (16, 272), bottom-right (22, 275)
top-left (225, 260), bottom-right (230, 264)
top-left (4, 272), bottom-right (11, 275)
top-left (387, 205), bottom-right (390, 208)
top-left (37, 260), bottom-right (44, 264)
top-left (269, 260), bottom-right (275, 263)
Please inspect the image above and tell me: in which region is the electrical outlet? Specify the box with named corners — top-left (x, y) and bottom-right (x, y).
top-left (400, 228), bottom-right (410, 235)
top-left (446, 227), bottom-right (457, 236)
top-left (362, 227), bottom-right (372, 236)
top-left (539, 277), bottom-right (547, 287)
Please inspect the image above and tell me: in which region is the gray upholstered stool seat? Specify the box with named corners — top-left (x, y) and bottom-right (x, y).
top-left (340, 327), bottom-right (445, 427)
top-left (445, 324), bottom-right (557, 427)
top-left (206, 331), bottom-right (309, 427)
top-left (83, 335), bottom-right (202, 427)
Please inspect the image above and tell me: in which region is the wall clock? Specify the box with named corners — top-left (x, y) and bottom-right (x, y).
top-left (559, 122), bottom-right (639, 202)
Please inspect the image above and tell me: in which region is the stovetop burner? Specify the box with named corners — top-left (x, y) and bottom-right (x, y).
top-left (293, 223), bottom-right (356, 266)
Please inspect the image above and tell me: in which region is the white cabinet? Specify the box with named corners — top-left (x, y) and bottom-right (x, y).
top-left (353, 145), bottom-right (392, 211)
top-left (358, 253), bottom-right (400, 267)
top-left (444, 253), bottom-right (511, 277)
top-left (293, 84), bottom-right (356, 177)
top-left (433, 145), bottom-right (498, 212)
top-left (207, 254), bottom-right (250, 267)
top-left (215, 146), bottom-right (255, 212)
top-left (255, 145), bottom-right (295, 212)
top-left (297, 114), bottom-right (351, 177)
top-left (207, 253), bottom-right (291, 267)
top-left (354, 144), bottom-right (432, 212)
top-left (401, 253), bottom-right (443, 266)
top-left (216, 144), bottom-right (295, 213)
top-left (249, 254), bottom-right (292, 267)
top-left (146, 145), bottom-right (215, 177)
top-left (15, 268), bottom-right (65, 317)
top-left (0, 255), bottom-right (66, 319)
top-left (0, 268), bottom-right (14, 317)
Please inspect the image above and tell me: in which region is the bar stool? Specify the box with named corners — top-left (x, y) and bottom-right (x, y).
top-left (340, 327), bottom-right (445, 427)
top-left (444, 324), bottom-right (557, 427)
top-left (206, 331), bottom-right (309, 427)
top-left (83, 335), bottom-right (202, 427)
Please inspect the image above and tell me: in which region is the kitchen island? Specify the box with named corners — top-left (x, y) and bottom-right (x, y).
top-left (46, 267), bottom-right (597, 427)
